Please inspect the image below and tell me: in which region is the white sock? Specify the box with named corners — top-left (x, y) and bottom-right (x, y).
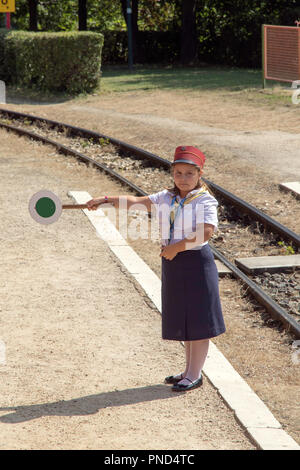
top-left (179, 339), bottom-right (209, 384)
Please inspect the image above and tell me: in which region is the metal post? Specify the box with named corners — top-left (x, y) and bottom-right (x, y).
top-left (262, 24), bottom-right (266, 89)
top-left (6, 12), bottom-right (11, 29)
top-left (126, 0), bottom-right (133, 70)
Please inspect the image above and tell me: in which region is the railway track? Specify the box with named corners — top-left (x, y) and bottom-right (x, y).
top-left (0, 108), bottom-right (299, 338)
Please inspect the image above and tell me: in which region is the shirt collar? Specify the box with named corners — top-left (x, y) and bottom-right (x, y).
top-left (171, 188), bottom-right (200, 202)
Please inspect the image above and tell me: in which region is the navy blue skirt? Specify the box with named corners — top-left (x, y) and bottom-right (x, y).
top-left (161, 244), bottom-right (226, 341)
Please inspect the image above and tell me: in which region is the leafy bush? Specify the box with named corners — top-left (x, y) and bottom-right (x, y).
top-left (2, 31), bottom-right (104, 93)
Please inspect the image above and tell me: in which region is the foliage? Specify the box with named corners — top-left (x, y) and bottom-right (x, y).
top-left (138, 0), bottom-right (179, 31)
top-left (0, 28), bottom-right (10, 79)
top-left (101, 30), bottom-right (180, 64)
top-left (195, 0), bottom-right (300, 67)
top-left (278, 241), bottom-right (295, 255)
top-left (2, 0), bottom-right (300, 67)
top-left (2, 31), bottom-right (104, 94)
top-left (10, 0), bottom-right (125, 32)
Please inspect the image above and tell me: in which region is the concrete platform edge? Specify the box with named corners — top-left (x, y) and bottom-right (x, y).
top-left (279, 182), bottom-right (300, 199)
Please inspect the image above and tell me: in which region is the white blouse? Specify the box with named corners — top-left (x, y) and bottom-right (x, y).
top-left (148, 188), bottom-right (218, 250)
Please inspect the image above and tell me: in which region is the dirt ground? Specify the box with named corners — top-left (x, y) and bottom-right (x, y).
top-left (1, 86), bottom-right (300, 448)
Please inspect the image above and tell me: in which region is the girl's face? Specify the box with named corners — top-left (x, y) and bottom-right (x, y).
top-left (173, 163), bottom-right (202, 196)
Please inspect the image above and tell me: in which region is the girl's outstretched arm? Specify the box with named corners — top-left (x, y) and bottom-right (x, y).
top-left (86, 195), bottom-right (153, 212)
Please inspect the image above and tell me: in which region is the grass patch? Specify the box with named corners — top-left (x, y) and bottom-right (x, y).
top-left (3, 65), bottom-right (296, 108)
top-left (100, 65), bottom-right (295, 107)
top-left (100, 65), bottom-right (263, 93)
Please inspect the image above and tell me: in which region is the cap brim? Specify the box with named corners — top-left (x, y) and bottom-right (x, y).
top-left (172, 159), bottom-right (198, 165)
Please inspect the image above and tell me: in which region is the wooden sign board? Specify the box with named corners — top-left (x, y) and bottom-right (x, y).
top-left (0, 0), bottom-right (15, 13)
top-left (262, 25), bottom-right (300, 86)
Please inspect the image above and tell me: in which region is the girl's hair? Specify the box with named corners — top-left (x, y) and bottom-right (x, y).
top-left (167, 165), bottom-right (213, 196)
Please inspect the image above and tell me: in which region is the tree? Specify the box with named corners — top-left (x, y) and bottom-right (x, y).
top-left (78, 0), bottom-right (87, 31)
top-left (28, 0), bottom-right (38, 31)
top-left (180, 0), bottom-right (198, 65)
top-left (138, 0), bottom-right (179, 31)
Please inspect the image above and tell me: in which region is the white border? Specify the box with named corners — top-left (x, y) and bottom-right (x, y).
top-left (28, 190), bottom-right (62, 225)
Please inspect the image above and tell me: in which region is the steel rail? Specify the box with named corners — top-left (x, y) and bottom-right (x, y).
top-left (210, 246), bottom-right (300, 337)
top-left (0, 108), bottom-right (168, 168)
top-left (0, 118), bottom-right (299, 337)
top-left (0, 107), bottom-right (299, 248)
top-left (0, 121), bottom-right (148, 197)
top-left (202, 180), bottom-right (300, 248)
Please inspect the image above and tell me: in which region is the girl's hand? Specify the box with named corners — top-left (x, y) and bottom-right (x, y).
top-left (160, 244), bottom-right (179, 261)
top-left (86, 198), bottom-right (103, 210)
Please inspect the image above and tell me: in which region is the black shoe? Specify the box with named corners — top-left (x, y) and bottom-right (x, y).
top-left (171, 376), bottom-right (203, 392)
top-left (164, 373), bottom-right (184, 384)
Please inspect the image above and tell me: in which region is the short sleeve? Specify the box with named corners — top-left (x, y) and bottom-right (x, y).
top-left (196, 193), bottom-right (219, 232)
top-left (148, 189), bottom-right (169, 206)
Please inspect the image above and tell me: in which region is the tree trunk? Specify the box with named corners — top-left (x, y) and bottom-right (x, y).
top-left (28, 0), bottom-right (38, 31)
top-left (78, 0), bottom-right (87, 31)
top-left (180, 0), bottom-right (198, 65)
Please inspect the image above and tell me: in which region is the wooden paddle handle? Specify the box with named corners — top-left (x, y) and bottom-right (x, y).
top-left (62, 204), bottom-right (89, 209)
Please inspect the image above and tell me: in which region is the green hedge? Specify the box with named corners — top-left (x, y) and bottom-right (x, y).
top-left (1, 31), bottom-right (104, 94)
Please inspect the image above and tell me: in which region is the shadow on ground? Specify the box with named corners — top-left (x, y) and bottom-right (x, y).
top-left (0, 384), bottom-right (177, 424)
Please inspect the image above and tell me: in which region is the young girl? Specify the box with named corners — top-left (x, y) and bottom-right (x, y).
top-left (86, 146), bottom-right (226, 392)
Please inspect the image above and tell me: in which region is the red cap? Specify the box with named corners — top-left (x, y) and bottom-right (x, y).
top-left (173, 146), bottom-right (206, 168)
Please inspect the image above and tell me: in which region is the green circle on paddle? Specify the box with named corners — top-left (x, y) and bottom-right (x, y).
top-left (35, 197), bottom-right (56, 218)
